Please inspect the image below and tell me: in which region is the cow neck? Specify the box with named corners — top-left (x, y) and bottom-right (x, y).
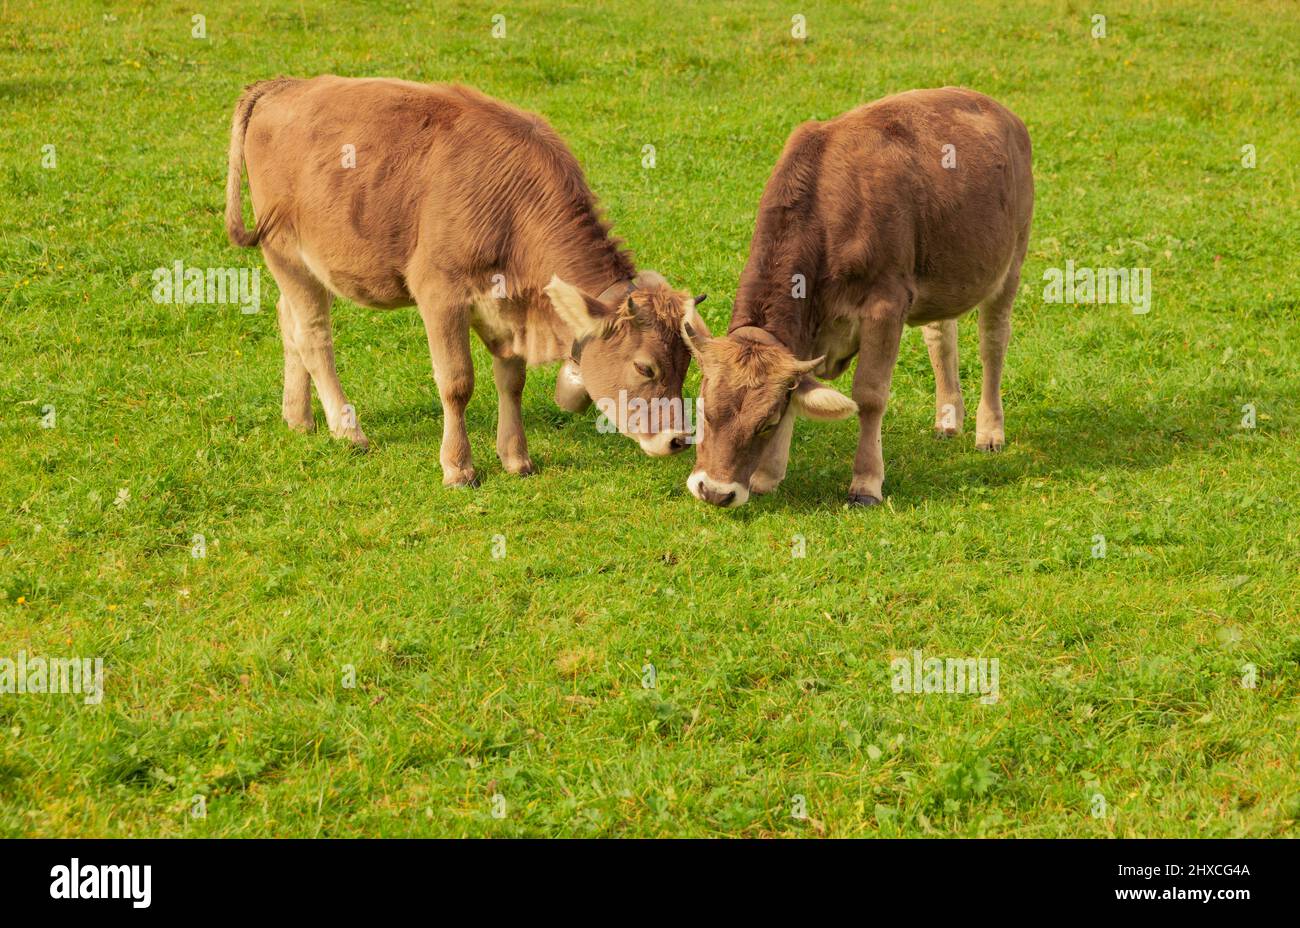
top-left (568, 276), bottom-right (637, 364)
top-left (729, 238), bottom-right (820, 359)
top-left (728, 147), bottom-right (825, 361)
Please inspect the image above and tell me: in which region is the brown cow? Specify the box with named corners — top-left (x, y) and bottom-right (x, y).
top-left (683, 87), bottom-right (1033, 507)
top-left (226, 76), bottom-right (701, 486)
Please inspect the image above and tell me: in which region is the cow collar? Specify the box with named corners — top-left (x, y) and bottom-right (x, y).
top-left (569, 278), bottom-right (637, 364)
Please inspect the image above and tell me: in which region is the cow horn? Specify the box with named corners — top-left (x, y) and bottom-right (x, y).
top-left (792, 355), bottom-right (825, 375)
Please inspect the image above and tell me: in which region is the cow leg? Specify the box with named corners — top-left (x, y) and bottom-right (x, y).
top-left (492, 354), bottom-right (535, 476)
top-left (922, 318), bottom-right (963, 438)
top-left (975, 269), bottom-right (1019, 452)
top-left (414, 292), bottom-right (478, 487)
top-left (749, 405), bottom-right (795, 494)
top-left (276, 295), bottom-right (314, 432)
top-left (848, 290), bottom-right (907, 505)
top-left (263, 251), bottom-right (368, 449)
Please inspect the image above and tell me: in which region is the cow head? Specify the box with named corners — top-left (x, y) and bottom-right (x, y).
top-left (545, 272), bottom-right (702, 456)
top-left (681, 310), bottom-right (857, 506)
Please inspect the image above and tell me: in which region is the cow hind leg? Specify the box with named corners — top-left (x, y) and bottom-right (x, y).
top-left (922, 318), bottom-right (964, 438)
top-left (414, 289), bottom-right (478, 487)
top-left (975, 268), bottom-right (1019, 453)
top-left (276, 295), bottom-right (314, 432)
top-left (263, 251), bottom-right (368, 450)
top-left (492, 354), bottom-right (535, 476)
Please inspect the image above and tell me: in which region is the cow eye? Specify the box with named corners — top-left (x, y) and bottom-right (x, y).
top-left (758, 419), bottom-right (778, 436)
top-left (634, 362), bottom-right (656, 379)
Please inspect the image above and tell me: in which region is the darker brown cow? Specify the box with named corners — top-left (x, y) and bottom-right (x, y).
top-left (226, 76), bottom-right (700, 485)
top-left (684, 87), bottom-right (1034, 507)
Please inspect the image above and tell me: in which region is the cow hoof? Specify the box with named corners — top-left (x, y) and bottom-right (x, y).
top-left (975, 439), bottom-right (1005, 453)
top-left (332, 426), bottom-right (370, 451)
top-left (933, 427), bottom-right (960, 440)
top-left (847, 493), bottom-right (882, 507)
top-left (443, 469), bottom-right (480, 488)
top-left (508, 460), bottom-right (537, 477)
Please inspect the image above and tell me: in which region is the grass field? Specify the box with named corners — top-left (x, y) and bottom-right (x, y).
top-left (2, 0), bottom-right (1298, 838)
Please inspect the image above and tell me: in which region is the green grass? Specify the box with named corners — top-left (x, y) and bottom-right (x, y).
top-left (2, 0), bottom-right (1298, 837)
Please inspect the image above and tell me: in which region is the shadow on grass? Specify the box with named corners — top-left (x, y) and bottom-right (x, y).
top-left (742, 387), bottom-right (1247, 516)
top-left (0, 79), bottom-right (73, 103)
top-left (365, 394), bottom-right (577, 446)
top-left (355, 381), bottom-right (1256, 518)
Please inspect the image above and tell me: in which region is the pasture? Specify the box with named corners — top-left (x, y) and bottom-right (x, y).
top-left (1, 0), bottom-right (1297, 836)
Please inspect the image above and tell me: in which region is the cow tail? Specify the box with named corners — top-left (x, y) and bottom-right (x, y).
top-left (226, 80), bottom-right (291, 247)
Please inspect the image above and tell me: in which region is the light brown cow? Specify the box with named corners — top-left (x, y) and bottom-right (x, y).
top-left (683, 87), bottom-right (1034, 507)
top-left (226, 76), bottom-right (701, 486)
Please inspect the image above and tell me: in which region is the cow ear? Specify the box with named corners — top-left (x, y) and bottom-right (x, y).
top-left (791, 375), bottom-right (857, 420)
top-left (545, 276), bottom-right (610, 339)
top-left (680, 304), bottom-right (713, 358)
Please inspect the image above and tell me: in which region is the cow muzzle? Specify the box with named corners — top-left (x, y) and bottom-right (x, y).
top-left (687, 471), bottom-right (750, 507)
top-left (637, 430), bottom-right (691, 457)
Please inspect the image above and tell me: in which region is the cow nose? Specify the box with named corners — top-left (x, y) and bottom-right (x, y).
top-left (699, 485), bottom-right (735, 507)
top-left (637, 429), bottom-right (690, 457)
top-left (687, 471), bottom-right (750, 508)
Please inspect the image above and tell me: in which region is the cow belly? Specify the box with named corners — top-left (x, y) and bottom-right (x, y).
top-left (298, 245), bottom-right (413, 309)
top-left (906, 258), bottom-right (1013, 326)
top-left (328, 273), bottom-right (413, 309)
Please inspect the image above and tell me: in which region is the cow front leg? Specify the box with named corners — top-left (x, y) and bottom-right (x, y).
top-left (749, 405), bottom-right (795, 495)
top-left (922, 318), bottom-right (964, 438)
top-left (416, 295), bottom-right (478, 487)
top-left (848, 295), bottom-right (906, 505)
top-left (493, 354), bottom-right (535, 475)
